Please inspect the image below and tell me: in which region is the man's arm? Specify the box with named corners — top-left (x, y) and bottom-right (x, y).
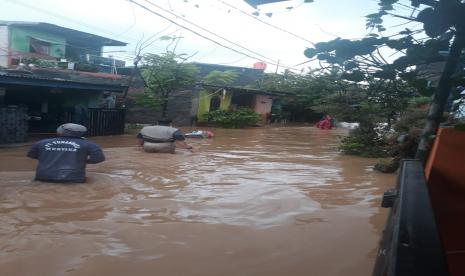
top-left (173, 130), bottom-right (193, 152)
top-left (176, 140), bottom-right (194, 152)
top-left (87, 143), bottom-right (105, 164)
top-left (27, 142), bottom-right (40, 159)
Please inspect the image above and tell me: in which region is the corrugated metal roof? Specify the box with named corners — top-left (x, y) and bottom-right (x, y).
top-left (0, 69), bottom-right (128, 92)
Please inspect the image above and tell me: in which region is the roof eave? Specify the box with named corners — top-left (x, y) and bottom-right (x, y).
top-left (0, 21), bottom-right (127, 47)
top-left (0, 74), bottom-right (128, 93)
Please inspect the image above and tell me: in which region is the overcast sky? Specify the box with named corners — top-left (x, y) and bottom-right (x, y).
top-left (1, 0), bottom-right (410, 72)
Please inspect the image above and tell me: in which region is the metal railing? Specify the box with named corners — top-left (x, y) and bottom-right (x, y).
top-left (87, 108), bottom-right (125, 136)
top-left (372, 160), bottom-right (449, 276)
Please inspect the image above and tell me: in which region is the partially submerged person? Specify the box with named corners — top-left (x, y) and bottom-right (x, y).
top-left (316, 115), bottom-right (334, 130)
top-left (137, 119), bottom-right (194, 153)
top-left (184, 130), bottom-right (215, 139)
top-left (27, 123), bottom-right (105, 183)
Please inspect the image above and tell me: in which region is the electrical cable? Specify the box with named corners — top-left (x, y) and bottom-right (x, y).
top-left (4, 0), bottom-right (165, 54)
top-left (4, 0), bottom-right (302, 72)
top-left (216, 56), bottom-right (249, 65)
top-left (127, 0), bottom-right (302, 73)
top-left (140, 0), bottom-right (285, 66)
top-left (215, 0), bottom-right (315, 46)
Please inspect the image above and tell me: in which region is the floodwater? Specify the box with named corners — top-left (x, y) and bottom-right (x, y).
top-left (0, 126), bottom-right (395, 276)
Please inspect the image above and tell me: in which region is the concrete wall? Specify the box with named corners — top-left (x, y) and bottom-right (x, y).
top-left (126, 89), bottom-right (197, 126)
top-left (254, 95), bottom-right (273, 123)
top-left (10, 26), bottom-right (66, 58)
top-left (165, 89), bottom-right (197, 126)
top-left (0, 26), bottom-right (9, 67)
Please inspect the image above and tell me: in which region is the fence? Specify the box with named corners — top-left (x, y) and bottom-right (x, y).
top-left (0, 105), bottom-right (28, 143)
top-left (87, 108), bottom-right (125, 136)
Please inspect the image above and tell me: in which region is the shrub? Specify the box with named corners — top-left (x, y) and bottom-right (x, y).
top-left (339, 121), bottom-right (389, 157)
top-left (374, 158), bottom-right (400, 173)
top-left (74, 62), bottom-right (99, 73)
top-left (394, 108), bottom-right (428, 133)
top-left (203, 108), bottom-right (260, 128)
top-left (23, 57), bottom-right (57, 68)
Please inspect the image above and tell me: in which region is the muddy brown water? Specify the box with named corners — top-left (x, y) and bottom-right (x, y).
top-left (0, 126), bottom-right (395, 276)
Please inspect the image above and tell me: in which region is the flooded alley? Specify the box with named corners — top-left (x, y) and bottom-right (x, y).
top-left (0, 126), bottom-right (395, 276)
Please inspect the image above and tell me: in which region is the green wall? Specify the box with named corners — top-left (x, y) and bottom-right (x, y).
top-left (10, 26), bottom-right (66, 58)
top-left (197, 89), bottom-right (232, 121)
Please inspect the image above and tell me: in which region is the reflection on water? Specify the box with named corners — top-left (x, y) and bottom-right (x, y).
top-left (0, 126), bottom-right (395, 276)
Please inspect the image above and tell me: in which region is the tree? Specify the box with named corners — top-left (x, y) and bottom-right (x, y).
top-left (304, 0), bottom-right (465, 162)
top-left (257, 69), bottom-right (373, 122)
top-left (203, 70), bottom-right (239, 86)
top-left (140, 52), bottom-right (199, 117)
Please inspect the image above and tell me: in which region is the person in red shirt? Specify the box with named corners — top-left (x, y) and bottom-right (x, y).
top-left (316, 115), bottom-right (333, 129)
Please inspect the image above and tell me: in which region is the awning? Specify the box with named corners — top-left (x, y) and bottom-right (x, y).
top-left (29, 36), bottom-right (62, 44)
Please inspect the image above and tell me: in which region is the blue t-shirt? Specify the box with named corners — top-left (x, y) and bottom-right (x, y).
top-left (27, 137), bottom-right (105, 183)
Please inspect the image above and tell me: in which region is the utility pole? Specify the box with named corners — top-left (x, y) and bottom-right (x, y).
top-left (275, 59), bottom-right (280, 74)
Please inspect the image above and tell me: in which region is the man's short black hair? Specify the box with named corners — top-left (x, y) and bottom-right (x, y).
top-left (157, 118), bottom-right (172, 126)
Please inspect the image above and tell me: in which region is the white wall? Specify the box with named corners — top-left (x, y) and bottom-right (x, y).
top-left (0, 26), bottom-right (9, 68)
top-left (254, 94), bottom-right (273, 123)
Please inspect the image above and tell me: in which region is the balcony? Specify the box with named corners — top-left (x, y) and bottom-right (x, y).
top-left (8, 51), bottom-right (126, 75)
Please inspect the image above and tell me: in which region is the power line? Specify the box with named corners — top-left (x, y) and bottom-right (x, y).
top-left (5, 0), bottom-right (125, 40)
top-left (4, 0), bottom-right (167, 54)
top-left (5, 0), bottom-right (302, 73)
top-left (196, 45), bottom-right (220, 61)
top-left (115, 3), bottom-right (138, 37)
top-left (292, 57), bottom-right (318, 67)
top-left (216, 56), bottom-right (249, 65)
top-left (139, 0), bottom-right (284, 67)
top-left (215, 0), bottom-right (315, 46)
top-left (127, 0), bottom-right (301, 73)
top-left (7, 0), bottom-right (158, 53)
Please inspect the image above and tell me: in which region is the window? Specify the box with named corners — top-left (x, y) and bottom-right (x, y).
top-left (210, 96), bottom-right (221, 111)
top-left (29, 37), bottom-right (51, 55)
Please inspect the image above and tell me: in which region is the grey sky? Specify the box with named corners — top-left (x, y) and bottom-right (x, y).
top-left (1, 0), bottom-right (409, 72)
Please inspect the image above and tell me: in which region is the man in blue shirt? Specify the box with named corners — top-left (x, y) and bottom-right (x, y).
top-left (27, 123), bottom-right (105, 183)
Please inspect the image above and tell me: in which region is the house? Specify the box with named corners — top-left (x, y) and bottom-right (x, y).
top-left (192, 63), bottom-right (286, 124)
top-left (126, 62), bottom-right (289, 126)
top-left (195, 83), bottom-right (287, 124)
top-left (0, 21), bottom-right (126, 72)
top-left (0, 21), bottom-right (129, 144)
